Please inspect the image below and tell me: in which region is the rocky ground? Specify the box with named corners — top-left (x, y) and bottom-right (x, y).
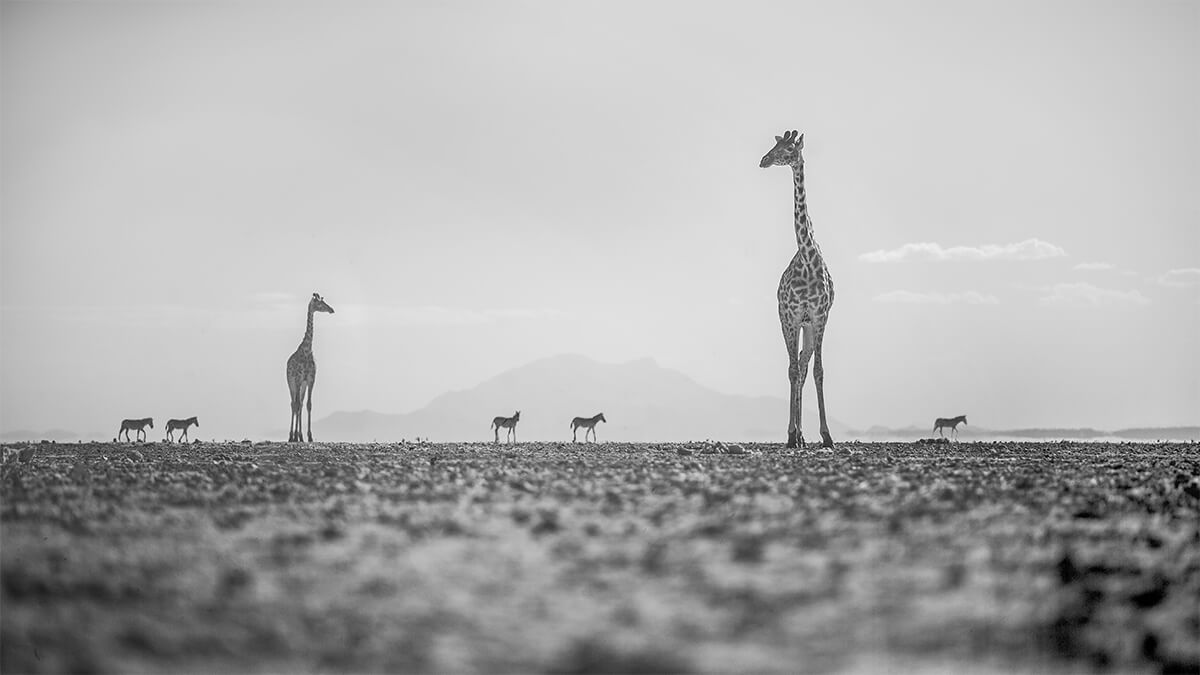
top-left (2, 440), bottom-right (1198, 674)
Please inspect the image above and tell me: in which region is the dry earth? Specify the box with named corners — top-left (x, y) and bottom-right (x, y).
top-left (2, 441), bottom-right (1198, 674)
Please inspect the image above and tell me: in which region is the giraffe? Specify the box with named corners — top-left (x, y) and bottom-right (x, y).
top-left (760, 130), bottom-right (835, 449)
top-left (286, 293), bottom-right (335, 443)
top-left (570, 413), bottom-right (606, 442)
top-left (165, 416), bottom-right (198, 442)
top-left (934, 415), bottom-right (968, 441)
top-left (491, 411), bottom-right (520, 444)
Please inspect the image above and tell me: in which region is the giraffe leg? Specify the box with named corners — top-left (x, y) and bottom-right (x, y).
top-left (290, 388), bottom-right (304, 442)
top-left (813, 323), bottom-right (834, 448)
top-left (793, 324), bottom-right (815, 448)
top-left (306, 382), bottom-right (314, 443)
top-left (782, 323), bottom-right (801, 448)
top-left (796, 324), bottom-right (816, 446)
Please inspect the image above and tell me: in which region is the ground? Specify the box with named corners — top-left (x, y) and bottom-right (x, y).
top-left (1, 441), bottom-right (1197, 674)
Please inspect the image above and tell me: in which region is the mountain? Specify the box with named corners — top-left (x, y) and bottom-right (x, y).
top-left (849, 425), bottom-right (1200, 442)
top-left (316, 354), bottom-right (849, 443)
top-left (0, 429), bottom-right (87, 442)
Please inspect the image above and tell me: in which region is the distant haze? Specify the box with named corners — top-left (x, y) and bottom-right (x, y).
top-left (2, 2), bottom-right (1197, 441)
top-left (315, 354), bottom-right (847, 443)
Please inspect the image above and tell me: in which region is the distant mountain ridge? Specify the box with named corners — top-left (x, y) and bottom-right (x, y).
top-left (853, 425), bottom-right (1200, 442)
top-left (316, 354), bottom-right (848, 443)
top-left (0, 429), bottom-right (101, 442)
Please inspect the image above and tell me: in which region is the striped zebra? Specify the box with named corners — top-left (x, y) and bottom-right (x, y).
top-left (165, 416), bottom-right (199, 442)
top-left (570, 413), bottom-right (606, 442)
top-left (491, 411), bottom-right (520, 444)
top-left (119, 417), bottom-right (154, 442)
top-left (933, 415), bottom-right (968, 441)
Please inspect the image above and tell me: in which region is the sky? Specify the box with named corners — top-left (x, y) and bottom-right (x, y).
top-left (2, 0), bottom-right (1198, 440)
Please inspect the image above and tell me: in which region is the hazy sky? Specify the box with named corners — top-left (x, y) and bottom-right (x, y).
top-left (3, 1), bottom-right (1198, 439)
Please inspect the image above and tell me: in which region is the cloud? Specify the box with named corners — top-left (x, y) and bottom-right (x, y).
top-left (1073, 262), bottom-right (1115, 271)
top-left (1038, 283), bottom-right (1150, 307)
top-left (873, 290), bottom-right (1000, 305)
top-left (1154, 268), bottom-right (1200, 288)
top-left (859, 238), bottom-right (1066, 263)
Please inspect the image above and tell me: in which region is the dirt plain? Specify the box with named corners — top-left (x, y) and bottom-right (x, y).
top-left (1, 440), bottom-right (1198, 674)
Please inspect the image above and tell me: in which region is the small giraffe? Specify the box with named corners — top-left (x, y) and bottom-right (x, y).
top-left (286, 293), bottom-right (335, 443)
top-left (491, 411), bottom-right (520, 444)
top-left (760, 130), bottom-right (835, 449)
top-left (570, 413), bottom-right (606, 442)
top-left (165, 416), bottom-right (198, 442)
top-left (119, 418), bottom-right (154, 442)
top-left (934, 415), bottom-right (968, 441)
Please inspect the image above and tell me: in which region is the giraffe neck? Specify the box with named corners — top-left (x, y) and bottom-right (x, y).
top-left (791, 163), bottom-right (820, 254)
top-left (299, 307), bottom-right (315, 352)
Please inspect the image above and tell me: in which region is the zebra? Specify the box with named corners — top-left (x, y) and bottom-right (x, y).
top-left (119, 418), bottom-right (154, 442)
top-left (491, 411), bottom-right (520, 444)
top-left (933, 415), bottom-right (968, 441)
top-left (570, 413), bottom-right (607, 442)
top-left (165, 416), bottom-right (199, 442)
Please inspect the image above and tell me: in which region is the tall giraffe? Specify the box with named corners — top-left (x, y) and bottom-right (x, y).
top-left (286, 292), bottom-right (335, 443)
top-left (760, 130), bottom-right (835, 448)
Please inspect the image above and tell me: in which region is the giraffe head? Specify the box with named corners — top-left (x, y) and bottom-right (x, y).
top-left (759, 130), bottom-right (804, 168)
top-left (309, 293), bottom-right (335, 314)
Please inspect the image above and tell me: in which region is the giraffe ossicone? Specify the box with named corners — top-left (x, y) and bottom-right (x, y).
top-left (760, 129), bottom-right (835, 449)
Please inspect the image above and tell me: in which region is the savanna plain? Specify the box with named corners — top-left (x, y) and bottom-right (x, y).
top-left (1, 440), bottom-right (1198, 674)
